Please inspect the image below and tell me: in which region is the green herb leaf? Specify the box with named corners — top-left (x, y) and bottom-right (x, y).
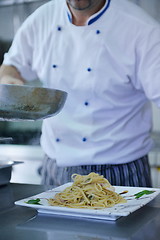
top-left (88, 195), bottom-right (93, 200)
top-left (134, 190), bottom-right (155, 199)
top-left (85, 178), bottom-right (91, 182)
top-left (25, 198), bottom-right (42, 205)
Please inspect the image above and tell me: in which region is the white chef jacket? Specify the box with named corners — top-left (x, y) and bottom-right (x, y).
top-left (3, 0), bottom-right (160, 166)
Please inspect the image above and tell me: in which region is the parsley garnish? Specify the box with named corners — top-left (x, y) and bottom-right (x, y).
top-left (134, 190), bottom-right (155, 199)
top-left (25, 198), bottom-right (42, 205)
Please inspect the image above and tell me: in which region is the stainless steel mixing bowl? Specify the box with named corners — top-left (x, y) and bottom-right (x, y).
top-left (0, 84), bottom-right (67, 121)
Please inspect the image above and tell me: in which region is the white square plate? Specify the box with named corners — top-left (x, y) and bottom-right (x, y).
top-left (15, 183), bottom-right (160, 221)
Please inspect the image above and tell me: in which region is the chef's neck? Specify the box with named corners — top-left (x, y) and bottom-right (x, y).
top-left (67, 0), bottom-right (106, 26)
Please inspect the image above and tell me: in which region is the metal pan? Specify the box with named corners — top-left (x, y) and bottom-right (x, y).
top-left (0, 84), bottom-right (67, 121)
top-left (0, 137), bottom-right (13, 143)
top-left (0, 137), bottom-right (13, 141)
top-left (0, 159), bottom-right (23, 186)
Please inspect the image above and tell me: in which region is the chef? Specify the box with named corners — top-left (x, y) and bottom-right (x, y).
top-left (0, 0), bottom-right (160, 187)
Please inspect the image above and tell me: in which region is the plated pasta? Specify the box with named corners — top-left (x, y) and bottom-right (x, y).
top-left (48, 172), bottom-right (127, 209)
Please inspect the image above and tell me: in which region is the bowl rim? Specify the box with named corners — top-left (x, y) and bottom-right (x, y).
top-left (0, 83), bottom-right (67, 94)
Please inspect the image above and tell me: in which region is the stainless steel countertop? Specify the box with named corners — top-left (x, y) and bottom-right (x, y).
top-left (1, 183), bottom-right (160, 240)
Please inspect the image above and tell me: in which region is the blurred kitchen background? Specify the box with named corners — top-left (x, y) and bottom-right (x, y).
top-left (0, 0), bottom-right (160, 186)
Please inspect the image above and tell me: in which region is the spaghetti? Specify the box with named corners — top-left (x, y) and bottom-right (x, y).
top-left (48, 172), bottom-right (127, 209)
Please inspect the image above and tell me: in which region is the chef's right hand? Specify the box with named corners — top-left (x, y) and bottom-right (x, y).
top-left (0, 65), bottom-right (25, 85)
top-left (0, 75), bottom-right (24, 85)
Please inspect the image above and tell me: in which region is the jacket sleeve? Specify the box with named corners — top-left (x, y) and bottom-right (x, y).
top-left (134, 26), bottom-right (160, 108)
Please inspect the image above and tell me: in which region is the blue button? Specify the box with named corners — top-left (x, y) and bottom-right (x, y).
top-left (96, 30), bottom-right (101, 34)
top-left (57, 26), bottom-right (62, 31)
top-left (87, 68), bottom-right (92, 72)
top-left (56, 138), bottom-right (60, 142)
top-left (84, 102), bottom-right (89, 106)
top-left (82, 138), bottom-right (87, 142)
top-left (52, 64), bottom-right (57, 68)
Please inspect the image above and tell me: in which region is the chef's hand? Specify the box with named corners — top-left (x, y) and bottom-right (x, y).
top-left (0, 75), bottom-right (24, 85)
top-left (0, 65), bottom-right (25, 85)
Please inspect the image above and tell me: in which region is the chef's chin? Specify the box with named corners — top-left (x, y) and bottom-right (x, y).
top-left (66, 0), bottom-right (92, 11)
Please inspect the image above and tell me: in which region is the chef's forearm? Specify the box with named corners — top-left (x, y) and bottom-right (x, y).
top-left (0, 64), bottom-right (25, 84)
